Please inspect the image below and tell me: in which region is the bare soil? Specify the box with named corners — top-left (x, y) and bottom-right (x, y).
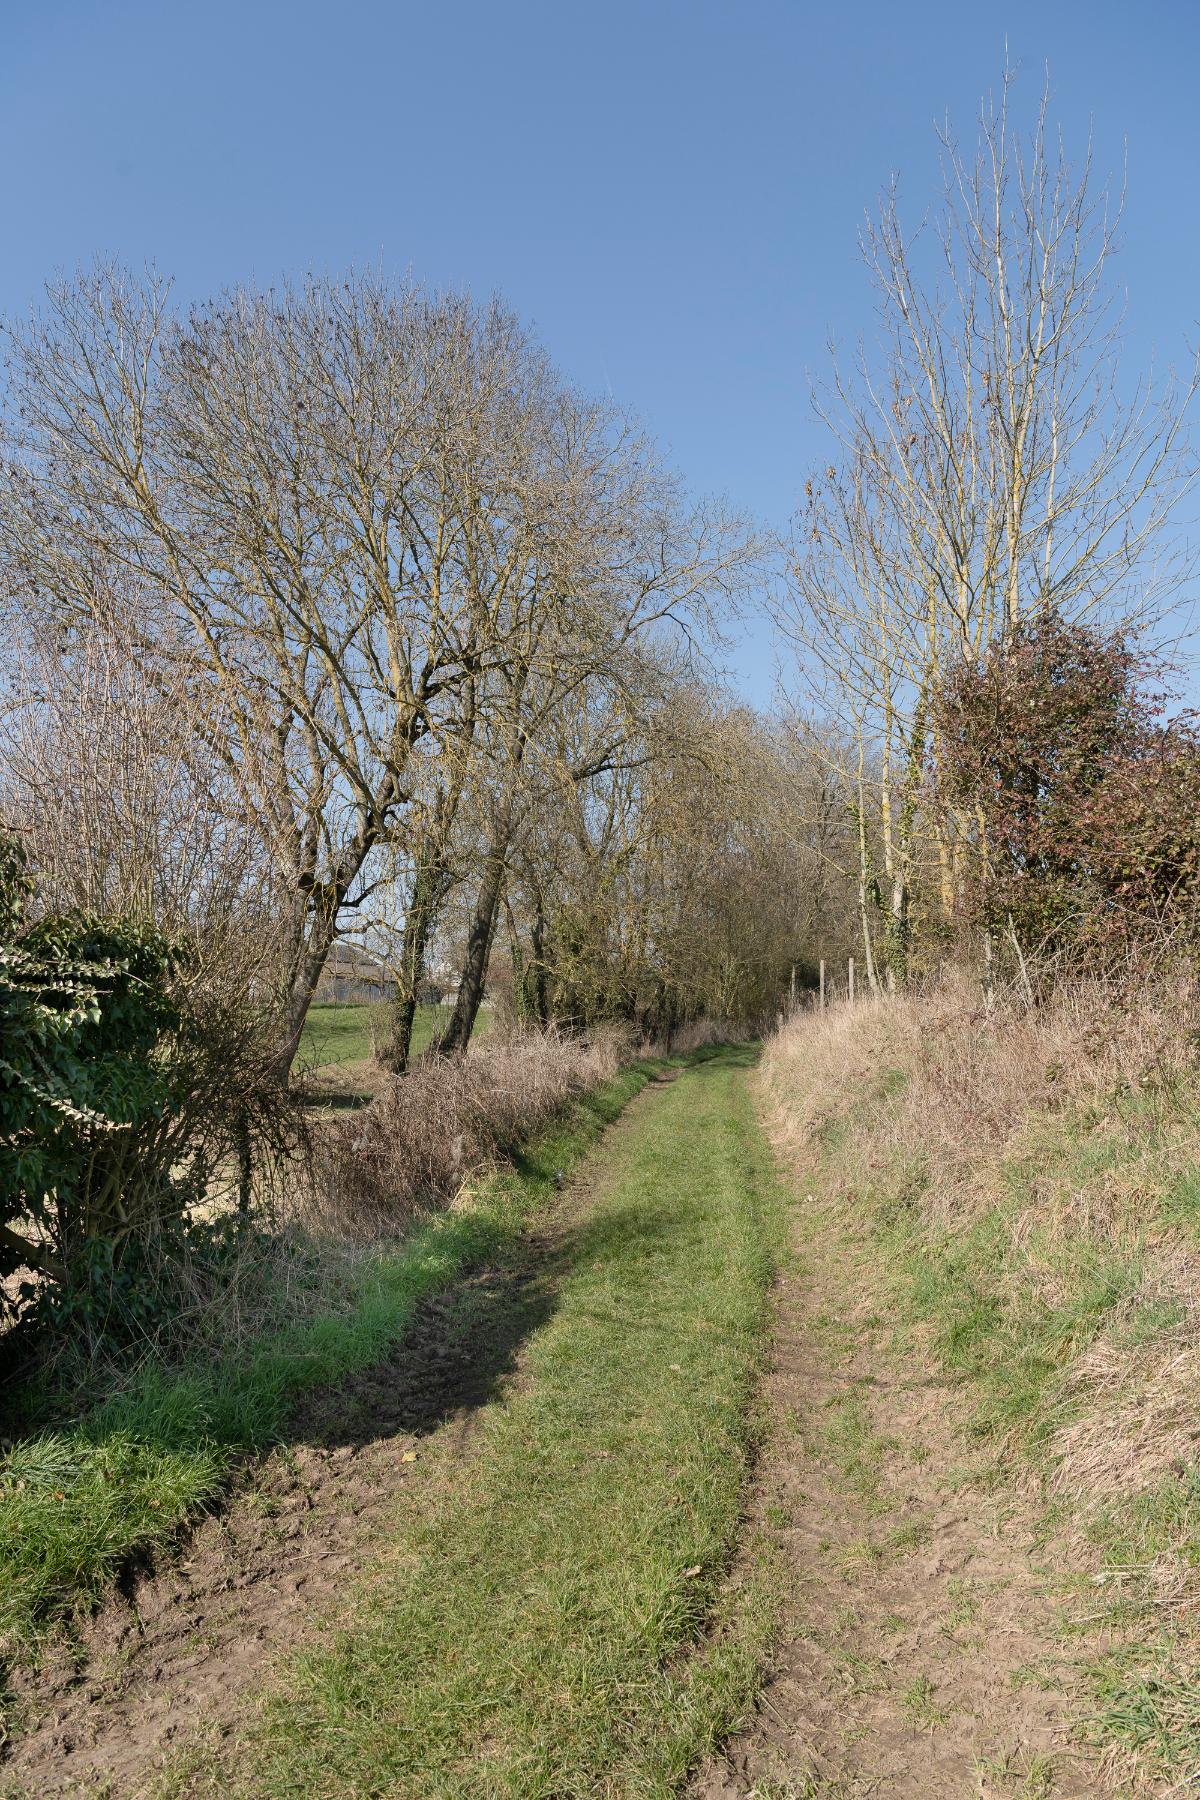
top-left (693, 1210), bottom-right (1106, 1799)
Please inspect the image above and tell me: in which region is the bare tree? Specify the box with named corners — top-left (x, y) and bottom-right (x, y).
top-left (0, 602), bottom-right (276, 947)
top-left (0, 269), bottom-right (751, 1072)
top-left (495, 688), bottom-right (855, 1035)
top-left (779, 67), bottom-right (1197, 981)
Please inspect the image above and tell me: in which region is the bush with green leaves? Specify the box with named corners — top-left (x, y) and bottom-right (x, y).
top-left (1, 831), bottom-right (294, 1348)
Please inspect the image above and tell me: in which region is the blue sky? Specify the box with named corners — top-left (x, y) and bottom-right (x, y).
top-left (3, 0), bottom-right (1197, 699)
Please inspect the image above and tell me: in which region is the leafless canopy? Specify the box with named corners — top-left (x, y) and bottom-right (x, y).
top-left (777, 68), bottom-right (1198, 988)
top-left (0, 268), bottom-right (754, 1068)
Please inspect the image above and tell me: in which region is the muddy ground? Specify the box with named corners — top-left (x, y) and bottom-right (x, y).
top-left (2, 1223), bottom-right (567, 1796)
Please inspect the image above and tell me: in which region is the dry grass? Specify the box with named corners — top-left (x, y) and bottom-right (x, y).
top-left (765, 969), bottom-right (1200, 1223)
top-left (758, 969), bottom-right (1200, 1782)
top-left (760, 970), bottom-right (1200, 1497)
top-left (9, 1025), bottom-right (641, 1423)
top-left (301, 1023), bottom-right (639, 1240)
top-left (1057, 1321), bottom-right (1200, 1505)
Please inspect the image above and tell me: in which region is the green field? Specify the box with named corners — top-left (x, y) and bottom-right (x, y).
top-left (299, 1001), bottom-right (488, 1070)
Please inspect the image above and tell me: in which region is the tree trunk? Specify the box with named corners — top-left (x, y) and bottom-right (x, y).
top-left (528, 899), bottom-right (549, 1026)
top-left (434, 835), bottom-right (508, 1056)
top-left (884, 693), bottom-right (926, 991)
top-left (271, 903), bottom-right (343, 1081)
top-left (270, 834), bottom-right (378, 1080)
top-left (380, 858), bottom-right (451, 1072)
top-left (852, 753), bottom-right (880, 995)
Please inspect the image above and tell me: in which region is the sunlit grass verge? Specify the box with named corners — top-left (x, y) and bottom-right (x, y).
top-left (887, 1177), bottom-right (1200, 1785)
top-left (237, 1045), bottom-right (785, 1799)
top-left (761, 985), bottom-right (1200, 1788)
top-left (0, 1060), bottom-right (657, 1668)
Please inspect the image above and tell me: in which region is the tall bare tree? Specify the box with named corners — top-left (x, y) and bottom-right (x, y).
top-left (779, 68), bottom-right (1197, 981)
top-left (0, 269), bottom-right (751, 1070)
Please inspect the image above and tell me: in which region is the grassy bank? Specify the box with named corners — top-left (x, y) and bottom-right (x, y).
top-left (222, 1045), bottom-right (786, 1798)
top-left (761, 980), bottom-right (1200, 1789)
top-left (0, 1059), bottom-right (656, 1669)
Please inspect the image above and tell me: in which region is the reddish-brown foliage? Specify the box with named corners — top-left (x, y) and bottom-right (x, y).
top-left (933, 614), bottom-right (1200, 957)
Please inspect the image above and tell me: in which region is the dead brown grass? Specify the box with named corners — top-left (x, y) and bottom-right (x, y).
top-left (764, 967), bottom-right (1200, 1221)
top-left (760, 969), bottom-right (1200, 1784)
top-left (301, 1023), bottom-right (639, 1240)
top-left (759, 969), bottom-right (1200, 1515)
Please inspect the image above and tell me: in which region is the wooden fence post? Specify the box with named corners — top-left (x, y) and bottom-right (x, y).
top-left (819, 960), bottom-right (826, 1012)
top-left (848, 956), bottom-right (856, 1004)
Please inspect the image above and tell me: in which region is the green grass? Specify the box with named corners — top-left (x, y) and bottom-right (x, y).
top-left (900, 1673), bottom-right (949, 1728)
top-left (900, 1220), bottom-right (1143, 1450)
top-left (839, 1116), bottom-right (1147, 1459)
top-left (299, 1001), bottom-right (488, 1070)
top-left (241, 1044), bottom-right (787, 1798)
top-left (0, 1060), bottom-right (656, 1668)
top-left (298, 999), bottom-right (382, 1066)
top-left (810, 1059), bottom-right (1200, 1783)
top-left (1082, 1638), bottom-right (1200, 1773)
top-left (818, 1391), bottom-right (891, 1514)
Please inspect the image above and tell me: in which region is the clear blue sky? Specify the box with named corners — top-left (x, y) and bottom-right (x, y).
top-left (3, 0), bottom-right (1198, 700)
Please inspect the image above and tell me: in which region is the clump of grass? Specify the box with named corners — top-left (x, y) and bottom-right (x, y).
top-left (819, 1392), bottom-right (891, 1513)
top-left (900, 1673), bottom-right (949, 1728)
top-left (944, 1576), bottom-right (980, 1629)
top-left (974, 1747), bottom-right (1058, 1796)
top-left (1082, 1639), bottom-right (1200, 1774)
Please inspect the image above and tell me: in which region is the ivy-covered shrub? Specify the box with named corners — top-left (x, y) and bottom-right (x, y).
top-left (1, 831), bottom-right (296, 1348)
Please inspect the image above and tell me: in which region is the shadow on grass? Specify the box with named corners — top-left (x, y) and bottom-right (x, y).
top-left (0, 1041), bottom-right (763, 1672)
top-left (285, 1236), bottom-right (566, 1452)
top-left (284, 1039), bottom-right (763, 1458)
top-left (302, 1086), bottom-right (375, 1113)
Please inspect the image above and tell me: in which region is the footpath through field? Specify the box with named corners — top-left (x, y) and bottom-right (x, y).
top-left (8, 1044), bottom-right (786, 1798)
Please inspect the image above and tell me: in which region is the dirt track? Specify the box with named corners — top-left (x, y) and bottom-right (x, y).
top-left (3, 1231), bottom-right (565, 1796)
top-left (692, 1208), bottom-right (1104, 1798)
top-left (3, 1074), bottom-right (1109, 1798)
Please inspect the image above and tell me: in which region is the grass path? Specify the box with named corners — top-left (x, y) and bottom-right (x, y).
top-left (236, 1045), bottom-right (786, 1799)
top-left (1, 1062), bottom-right (654, 1697)
top-left (689, 1056), bottom-right (1116, 1800)
top-left (6, 1045), bottom-right (788, 1798)
top-left (692, 1212), bottom-right (1102, 1799)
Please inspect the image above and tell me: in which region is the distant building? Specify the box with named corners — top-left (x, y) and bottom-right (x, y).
top-left (422, 962), bottom-right (462, 1007)
top-left (314, 945), bottom-right (397, 1005)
